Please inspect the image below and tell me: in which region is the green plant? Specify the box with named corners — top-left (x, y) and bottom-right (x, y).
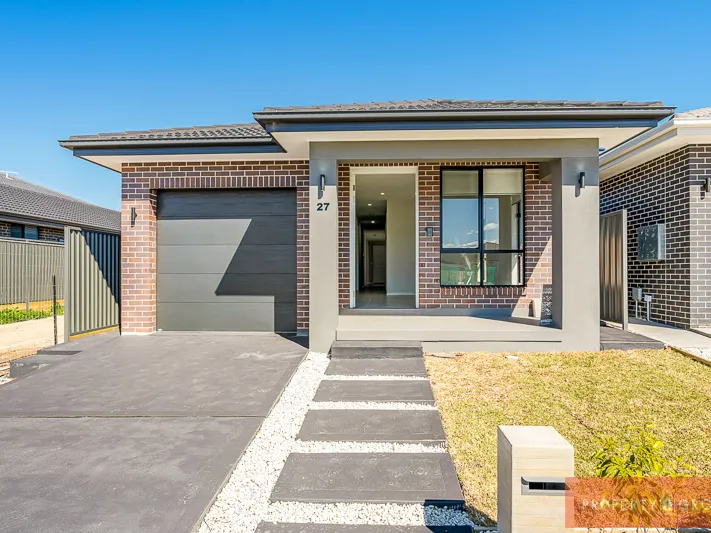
top-left (592, 424), bottom-right (695, 478)
top-left (0, 305), bottom-right (65, 325)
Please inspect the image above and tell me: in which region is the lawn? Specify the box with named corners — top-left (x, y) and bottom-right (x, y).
top-left (425, 349), bottom-right (711, 526)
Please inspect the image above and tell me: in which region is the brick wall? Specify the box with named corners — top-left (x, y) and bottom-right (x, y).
top-left (600, 145), bottom-right (711, 328)
top-left (120, 160), bottom-right (309, 334)
top-left (688, 145), bottom-right (711, 327)
top-left (38, 226), bottom-right (64, 242)
top-left (0, 221), bottom-right (9, 238)
top-left (337, 162), bottom-right (551, 313)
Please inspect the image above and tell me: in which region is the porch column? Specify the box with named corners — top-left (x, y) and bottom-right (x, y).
top-left (551, 157), bottom-right (600, 351)
top-left (308, 147), bottom-right (339, 352)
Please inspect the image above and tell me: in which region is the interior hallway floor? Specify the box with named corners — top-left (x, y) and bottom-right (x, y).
top-left (355, 288), bottom-right (415, 309)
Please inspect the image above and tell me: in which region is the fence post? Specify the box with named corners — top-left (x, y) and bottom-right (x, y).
top-left (63, 226), bottom-right (72, 343)
top-left (52, 274), bottom-right (58, 345)
top-left (24, 243), bottom-right (30, 311)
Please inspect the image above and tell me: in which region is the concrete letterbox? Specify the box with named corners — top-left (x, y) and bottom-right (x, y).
top-left (497, 426), bottom-right (574, 533)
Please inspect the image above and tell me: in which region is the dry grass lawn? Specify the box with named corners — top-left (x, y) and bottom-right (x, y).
top-left (425, 349), bottom-right (711, 526)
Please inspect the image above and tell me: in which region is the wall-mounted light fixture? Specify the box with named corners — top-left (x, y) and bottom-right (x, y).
top-left (578, 172), bottom-right (586, 189)
top-left (704, 177), bottom-right (711, 193)
top-left (130, 207), bottom-right (137, 227)
top-left (319, 174), bottom-right (326, 198)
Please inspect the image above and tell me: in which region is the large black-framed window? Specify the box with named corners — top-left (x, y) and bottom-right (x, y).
top-left (440, 167), bottom-right (525, 287)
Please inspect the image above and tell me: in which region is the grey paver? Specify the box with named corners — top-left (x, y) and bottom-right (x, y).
top-left (0, 417), bottom-right (260, 533)
top-left (330, 341), bottom-right (422, 359)
top-left (256, 524), bottom-right (473, 533)
top-left (298, 409), bottom-right (445, 443)
top-left (325, 358), bottom-right (426, 376)
top-left (313, 380), bottom-right (434, 404)
top-left (0, 333), bottom-right (305, 417)
top-left (270, 453), bottom-right (463, 506)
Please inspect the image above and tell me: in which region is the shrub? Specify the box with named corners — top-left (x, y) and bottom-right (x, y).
top-left (0, 305), bottom-right (64, 325)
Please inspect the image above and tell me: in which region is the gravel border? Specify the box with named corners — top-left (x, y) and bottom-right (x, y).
top-left (264, 502), bottom-right (476, 527)
top-left (322, 375), bottom-right (428, 381)
top-left (310, 401), bottom-right (438, 411)
top-left (293, 441), bottom-right (447, 454)
top-left (197, 352), bottom-right (330, 533)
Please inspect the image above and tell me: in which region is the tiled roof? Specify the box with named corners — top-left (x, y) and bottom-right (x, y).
top-left (66, 123), bottom-right (270, 143)
top-left (675, 106), bottom-right (711, 119)
top-left (261, 99), bottom-right (668, 113)
top-left (0, 172), bottom-right (120, 232)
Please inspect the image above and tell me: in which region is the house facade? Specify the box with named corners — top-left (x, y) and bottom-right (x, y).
top-left (0, 171), bottom-right (120, 239)
top-left (600, 106), bottom-right (711, 330)
top-left (60, 100), bottom-right (673, 353)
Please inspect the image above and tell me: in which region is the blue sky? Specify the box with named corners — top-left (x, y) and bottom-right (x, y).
top-left (1, 0), bottom-right (708, 210)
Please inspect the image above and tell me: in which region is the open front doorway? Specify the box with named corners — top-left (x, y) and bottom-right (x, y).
top-left (350, 167), bottom-right (418, 309)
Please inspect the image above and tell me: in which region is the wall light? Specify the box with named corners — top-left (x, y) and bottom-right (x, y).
top-left (380, 192), bottom-right (385, 195)
top-left (578, 172), bottom-right (586, 189)
top-left (130, 207), bottom-right (137, 227)
top-left (704, 177), bottom-right (711, 193)
top-left (319, 174), bottom-right (326, 198)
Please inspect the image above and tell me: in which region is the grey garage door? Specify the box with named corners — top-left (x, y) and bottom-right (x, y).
top-left (156, 189), bottom-right (297, 332)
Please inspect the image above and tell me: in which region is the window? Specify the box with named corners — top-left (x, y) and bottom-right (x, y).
top-left (10, 224), bottom-right (23, 238)
top-left (23, 225), bottom-right (39, 240)
top-left (441, 167), bottom-right (524, 286)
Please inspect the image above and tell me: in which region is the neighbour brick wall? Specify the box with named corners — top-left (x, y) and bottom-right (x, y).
top-left (337, 162), bottom-right (551, 314)
top-left (120, 161), bottom-right (310, 334)
top-left (600, 145), bottom-right (711, 328)
top-left (0, 221), bottom-right (9, 238)
top-left (688, 145), bottom-right (711, 327)
top-left (38, 226), bottom-right (64, 242)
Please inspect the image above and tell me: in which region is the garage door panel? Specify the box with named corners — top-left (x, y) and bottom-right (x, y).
top-left (157, 189), bottom-right (296, 218)
top-left (156, 189), bottom-right (297, 333)
top-left (157, 302), bottom-right (275, 332)
top-left (157, 245), bottom-right (296, 274)
top-left (157, 274), bottom-right (296, 303)
top-left (157, 217), bottom-right (296, 246)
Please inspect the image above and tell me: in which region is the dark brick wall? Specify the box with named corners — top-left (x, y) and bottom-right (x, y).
top-left (601, 145), bottom-right (711, 328)
top-left (0, 221), bottom-right (9, 238)
top-left (0, 220), bottom-right (65, 242)
top-left (120, 161), bottom-right (310, 334)
top-left (337, 162), bottom-right (551, 314)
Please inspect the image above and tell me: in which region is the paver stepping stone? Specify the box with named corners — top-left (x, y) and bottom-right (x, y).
top-left (257, 524), bottom-right (473, 532)
top-left (325, 358), bottom-right (426, 376)
top-left (298, 409), bottom-right (445, 443)
top-left (270, 453), bottom-right (464, 506)
top-left (313, 380), bottom-right (434, 404)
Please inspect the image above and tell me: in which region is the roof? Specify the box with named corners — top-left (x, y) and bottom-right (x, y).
top-left (0, 172), bottom-right (120, 232)
top-left (261, 99), bottom-right (668, 113)
top-left (60, 98), bottom-right (674, 151)
top-left (674, 106), bottom-right (711, 119)
top-left (64, 122), bottom-right (271, 145)
top-left (600, 104), bottom-right (711, 180)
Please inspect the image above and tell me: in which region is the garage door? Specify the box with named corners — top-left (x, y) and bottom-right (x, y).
top-left (156, 189), bottom-right (297, 332)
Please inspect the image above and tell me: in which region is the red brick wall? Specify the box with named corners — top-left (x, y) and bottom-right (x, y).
top-left (337, 162), bottom-right (551, 313)
top-left (120, 160), bottom-right (309, 334)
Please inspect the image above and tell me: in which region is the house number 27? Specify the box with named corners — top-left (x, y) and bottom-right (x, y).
top-left (316, 202), bottom-right (330, 211)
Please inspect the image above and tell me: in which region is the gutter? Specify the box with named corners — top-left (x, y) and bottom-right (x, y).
top-left (59, 136), bottom-right (276, 150)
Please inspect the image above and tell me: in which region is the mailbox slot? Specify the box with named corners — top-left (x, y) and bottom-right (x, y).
top-left (521, 476), bottom-right (567, 496)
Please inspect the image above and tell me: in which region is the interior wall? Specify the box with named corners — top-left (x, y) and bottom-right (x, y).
top-left (362, 229), bottom-right (385, 286)
top-left (386, 193), bottom-right (416, 295)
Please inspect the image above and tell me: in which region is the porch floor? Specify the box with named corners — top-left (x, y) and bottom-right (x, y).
top-left (355, 288), bottom-right (415, 309)
top-left (336, 314), bottom-right (562, 343)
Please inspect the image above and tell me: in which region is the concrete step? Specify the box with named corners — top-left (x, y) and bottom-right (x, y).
top-left (257, 524), bottom-right (474, 533)
top-left (313, 380), bottom-right (434, 404)
top-left (298, 409), bottom-right (446, 443)
top-left (326, 358), bottom-right (426, 376)
top-left (330, 341), bottom-right (423, 359)
top-left (270, 453), bottom-right (464, 506)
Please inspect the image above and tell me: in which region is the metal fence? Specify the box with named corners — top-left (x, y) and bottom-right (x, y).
top-left (600, 209), bottom-right (628, 329)
top-left (0, 238), bottom-right (64, 363)
top-left (0, 237), bottom-right (64, 319)
top-left (64, 227), bottom-right (120, 341)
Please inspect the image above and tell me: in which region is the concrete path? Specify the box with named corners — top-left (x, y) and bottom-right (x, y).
top-left (0, 315), bottom-right (64, 361)
top-left (628, 318), bottom-right (711, 349)
top-left (0, 333), bottom-right (306, 533)
top-left (260, 356), bottom-right (466, 531)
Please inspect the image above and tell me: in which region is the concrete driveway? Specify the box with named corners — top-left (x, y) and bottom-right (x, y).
top-left (0, 333), bottom-right (306, 533)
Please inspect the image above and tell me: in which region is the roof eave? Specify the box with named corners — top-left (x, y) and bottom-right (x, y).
top-left (254, 107), bottom-right (675, 124)
top-left (58, 136), bottom-right (275, 151)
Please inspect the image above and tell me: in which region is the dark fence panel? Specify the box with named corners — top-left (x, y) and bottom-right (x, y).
top-left (64, 227), bottom-right (120, 340)
top-left (600, 210), bottom-right (628, 329)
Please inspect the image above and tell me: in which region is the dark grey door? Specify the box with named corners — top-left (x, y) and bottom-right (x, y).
top-left (156, 189), bottom-right (297, 332)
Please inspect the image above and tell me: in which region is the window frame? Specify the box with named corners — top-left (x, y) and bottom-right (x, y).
top-left (440, 165), bottom-right (526, 287)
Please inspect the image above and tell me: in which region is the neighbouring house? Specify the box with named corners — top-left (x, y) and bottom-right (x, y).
top-left (59, 99), bottom-right (674, 353)
top-left (0, 171), bottom-right (120, 240)
top-left (600, 106), bottom-right (711, 330)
